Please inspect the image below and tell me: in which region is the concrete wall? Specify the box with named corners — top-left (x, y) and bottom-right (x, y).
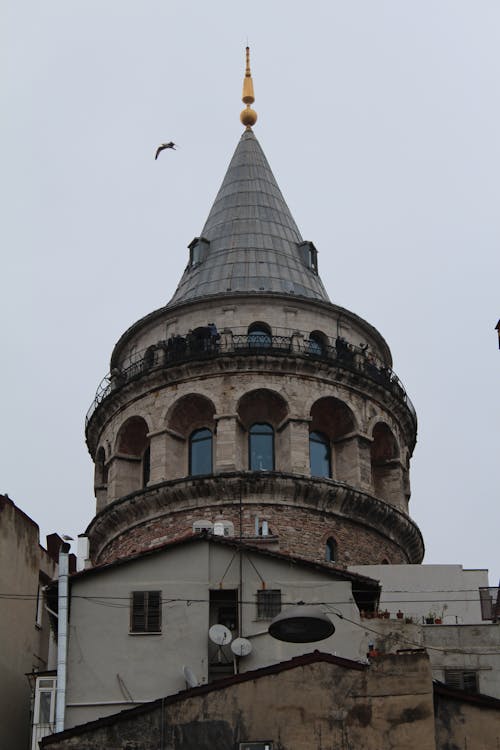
top-left (351, 563), bottom-right (500, 699)
top-left (64, 541), bottom-right (365, 729)
top-left (0, 495), bottom-right (57, 750)
top-left (351, 564), bottom-right (489, 625)
top-left (434, 691), bottom-right (500, 749)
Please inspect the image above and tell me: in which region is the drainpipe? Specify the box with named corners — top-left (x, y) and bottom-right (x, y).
top-left (55, 542), bottom-right (71, 733)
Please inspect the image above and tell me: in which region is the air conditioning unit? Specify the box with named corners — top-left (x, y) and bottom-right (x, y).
top-left (239, 743), bottom-right (273, 750)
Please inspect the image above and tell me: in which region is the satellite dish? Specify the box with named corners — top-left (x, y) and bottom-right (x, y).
top-left (209, 624), bottom-right (232, 645)
top-left (182, 665), bottom-right (199, 688)
top-left (231, 637), bottom-right (252, 657)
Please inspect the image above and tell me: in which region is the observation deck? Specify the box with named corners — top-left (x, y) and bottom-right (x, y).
top-left (86, 326), bottom-right (416, 432)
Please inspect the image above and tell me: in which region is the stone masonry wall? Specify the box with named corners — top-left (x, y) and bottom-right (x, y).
top-left (95, 501), bottom-right (408, 567)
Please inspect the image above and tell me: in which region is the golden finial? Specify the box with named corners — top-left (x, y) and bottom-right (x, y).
top-left (240, 46), bottom-right (257, 129)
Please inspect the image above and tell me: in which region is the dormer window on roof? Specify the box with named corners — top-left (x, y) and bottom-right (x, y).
top-left (188, 237), bottom-right (210, 268)
top-left (299, 241), bottom-right (318, 274)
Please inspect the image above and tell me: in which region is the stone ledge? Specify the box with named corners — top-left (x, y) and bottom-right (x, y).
top-left (86, 472), bottom-right (424, 565)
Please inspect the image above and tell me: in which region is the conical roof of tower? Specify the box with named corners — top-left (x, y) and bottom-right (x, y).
top-left (168, 129), bottom-right (330, 306)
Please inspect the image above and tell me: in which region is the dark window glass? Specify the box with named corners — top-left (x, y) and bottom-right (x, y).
top-left (190, 428), bottom-right (213, 475)
top-left (310, 431), bottom-right (331, 477)
top-left (249, 423), bottom-right (274, 471)
top-left (325, 537), bottom-right (337, 563)
top-left (142, 445), bottom-right (150, 487)
top-left (257, 589), bottom-right (282, 619)
top-left (96, 446), bottom-right (108, 485)
top-left (248, 324), bottom-right (271, 348)
top-left (131, 591), bottom-right (161, 633)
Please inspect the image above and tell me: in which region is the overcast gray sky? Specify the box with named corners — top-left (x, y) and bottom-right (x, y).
top-left (2, 1), bottom-right (499, 585)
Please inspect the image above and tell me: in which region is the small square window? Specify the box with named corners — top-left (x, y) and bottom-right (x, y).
top-left (130, 591), bottom-right (162, 633)
top-left (256, 590), bottom-right (281, 620)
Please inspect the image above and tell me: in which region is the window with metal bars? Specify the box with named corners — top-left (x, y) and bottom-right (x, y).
top-left (256, 589), bottom-right (281, 619)
top-left (444, 669), bottom-right (478, 693)
top-left (130, 591), bottom-right (162, 633)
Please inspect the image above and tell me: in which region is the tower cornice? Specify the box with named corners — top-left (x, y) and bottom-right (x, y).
top-left (86, 473), bottom-right (425, 566)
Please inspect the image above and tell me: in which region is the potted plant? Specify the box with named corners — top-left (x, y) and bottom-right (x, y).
top-left (434, 605), bottom-right (447, 624)
top-left (396, 610), bottom-right (404, 619)
top-left (405, 616), bottom-right (414, 624)
top-left (382, 609), bottom-right (390, 619)
top-left (425, 611), bottom-right (436, 624)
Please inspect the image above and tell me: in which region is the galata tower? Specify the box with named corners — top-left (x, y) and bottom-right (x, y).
top-left (85, 49), bottom-right (423, 568)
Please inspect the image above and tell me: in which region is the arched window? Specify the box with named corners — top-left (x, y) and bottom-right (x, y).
top-left (325, 538), bottom-right (337, 563)
top-left (248, 323), bottom-right (271, 348)
top-left (309, 431), bottom-right (331, 478)
top-left (189, 428), bottom-right (213, 475)
top-left (308, 331), bottom-right (327, 357)
top-left (249, 423), bottom-right (274, 471)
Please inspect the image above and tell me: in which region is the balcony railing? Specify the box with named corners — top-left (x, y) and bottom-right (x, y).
top-left (86, 328), bottom-right (417, 428)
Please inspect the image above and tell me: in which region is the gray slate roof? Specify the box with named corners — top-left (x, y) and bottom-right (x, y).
top-left (168, 129), bottom-right (330, 305)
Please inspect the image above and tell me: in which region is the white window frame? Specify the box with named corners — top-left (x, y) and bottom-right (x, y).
top-left (31, 676), bottom-right (56, 750)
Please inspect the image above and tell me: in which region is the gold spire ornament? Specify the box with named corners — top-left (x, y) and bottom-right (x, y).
top-left (240, 46), bottom-right (258, 129)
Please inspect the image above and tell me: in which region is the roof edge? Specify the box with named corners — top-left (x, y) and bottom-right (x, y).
top-left (40, 651), bottom-right (367, 746)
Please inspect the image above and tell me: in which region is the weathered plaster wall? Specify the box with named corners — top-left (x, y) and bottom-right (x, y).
top-left (0, 495), bottom-right (57, 750)
top-left (63, 542), bottom-right (365, 729)
top-left (43, 653), bottom-right (437, 750)
top-left (434, 693), bottom-right (500, 749)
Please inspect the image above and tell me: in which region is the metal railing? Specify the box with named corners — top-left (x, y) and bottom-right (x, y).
top-left (86, 328), bottom-right (417, 428)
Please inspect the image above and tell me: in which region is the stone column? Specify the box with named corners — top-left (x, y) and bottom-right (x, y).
top-left (107, 454), bottom-right (141, 501)
top-left (148, 430), bottom-right (168, 484)
top-left (357, 435), bottom-right (373, 492)
top-left (286, 418), bottom-right (311, 475)
top-left (334, 435), bottom-right (360, 484)
top-left (372, 460), bottom-right (406, 509)
top-left (214, 414), bottom-right (239, 471)
top-left (164, 429), bottom-right (187, 480)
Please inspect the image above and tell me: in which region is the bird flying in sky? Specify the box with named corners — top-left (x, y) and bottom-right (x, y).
top-left (155, 142), bottom-right (177, 160)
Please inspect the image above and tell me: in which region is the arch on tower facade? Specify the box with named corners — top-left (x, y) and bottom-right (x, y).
top-left (94, 445), bottom-right (108, 487)
top-left (307, 329), bottom-right (329, 357)
top-left (166, 393), bottom-right (216, 436)
top-left (165, 394), bottom-right (217, 479)
top-left (106, 416), bottom-right (151, 501)
top-left (247, 321), bottom-right (272, 348)
top-left (309, 397), bottom-right (358, 483)
top-left (237, 388), bottom-right (288, 471)
top-left (94, 445), bottom-right (109, 512)
top-left (370, 421), bottom-right (404, 508)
